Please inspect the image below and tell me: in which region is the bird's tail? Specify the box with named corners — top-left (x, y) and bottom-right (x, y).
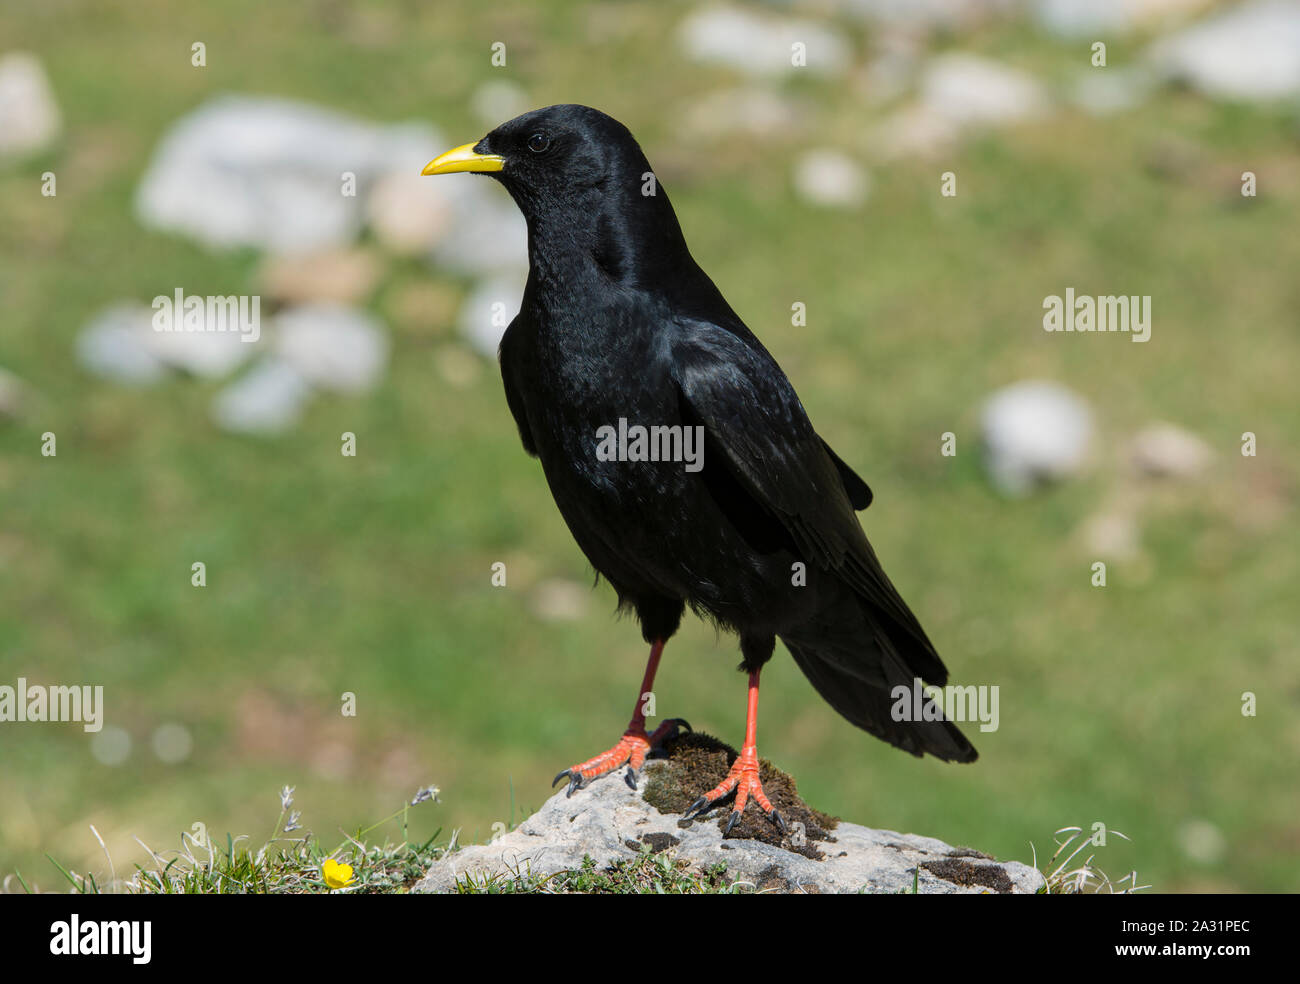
top-left (781, 627), bottom-right (978, 764)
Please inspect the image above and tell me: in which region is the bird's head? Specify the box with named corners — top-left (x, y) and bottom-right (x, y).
top-left (422, 104), bottom-right (643, 206)
top-left (423, 105), bottom-right (702, 287)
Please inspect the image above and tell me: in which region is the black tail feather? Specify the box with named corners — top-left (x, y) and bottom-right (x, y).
top-left (783, 638), bottom-right (978, 763)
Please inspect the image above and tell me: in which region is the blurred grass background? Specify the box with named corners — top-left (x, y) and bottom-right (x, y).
top-left (1, 0), bottom-right (1297, 892)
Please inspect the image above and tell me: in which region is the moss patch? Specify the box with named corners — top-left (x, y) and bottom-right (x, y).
top-left (642, 732), bottom-right (838, 859)
top-left (921, 857), bottom-right (1015, 894)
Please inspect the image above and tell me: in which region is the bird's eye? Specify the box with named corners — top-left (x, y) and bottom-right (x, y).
top-left (527, 133), bottom-right (550, 153)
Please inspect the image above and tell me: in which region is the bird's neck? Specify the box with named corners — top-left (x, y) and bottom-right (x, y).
top-left (521, 183), bottom-right (708, 298)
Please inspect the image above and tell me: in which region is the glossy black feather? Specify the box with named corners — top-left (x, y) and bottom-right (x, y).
top-left (484, 104), bottom-right (974, 763)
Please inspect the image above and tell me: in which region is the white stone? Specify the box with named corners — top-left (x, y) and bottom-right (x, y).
top-left (211, 358), bottom-right (312, 434)
top-left (679, 6), bottom-right (851, 78)
top-left (135, 95), bottom-right (445, 254)
top-left (143, 302), bottom-right (261, 379)
top-left (1148, 0), bottom-right (1300, 101)
top-left (458, 269), bottom-right (527, 357)
top-left (76, 303), bottom-right (169, 385)
top-left (842, 0), bottom-right (1017, 31)
top-left (429, 179), bottom-right (529, 276)
top-left (870, 105), bottom-right (961, 159)
top-left (260, 248), bottom-right (382, 305)
top-left (90, 726), bottom-right (132, 767)
top-left (1036, 0), bottom-right (1209, 38)
top-left (920, 53), bottom-right (1051, 128)
top-left (1069, 68), bottom-right (1155, 116)
top-left (0, 53), bottom-right (61, 158)
top-left (980, 381), bottom-right (1093, 495)
top-left (366, 170), bottom-right (455, 255)
top-left (470, 79), bottom-right (530, 127)
top-left (274, 304), bottom-right (389, 393)
top-left (151, 723), bottom-right (194, 764)
top-left (1128, 422), bottom-right (1213, 478)
top-left (415, 758), bottom-right (1045, 894)
top-left (793, 148), bottom-right (871, 208)
top-left (682, 86), bottom-right (807, 139)
top-left (1177, 818), bottom-right (1226, 864)
top-left (530, 579), bottom-right (590, 622)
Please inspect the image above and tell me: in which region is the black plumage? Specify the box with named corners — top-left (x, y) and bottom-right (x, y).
top-left (423, 104), bottom-right (975, 831)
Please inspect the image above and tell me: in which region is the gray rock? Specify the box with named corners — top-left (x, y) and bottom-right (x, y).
top-left (872, 53), bottom-right (1050, 158)
top-left (415, 766), bottom-right (1043, 894)
top-left (366, 170), bottom-right (455, 255)
top-left (682, 86), bottom-right (808, 140)
top-left (792, 148), bottom-right (871, 208)
top-left (210, 358), bottom-right (311, 434)
top-left (841, 0), bottom-right (1017, 31)
top-left (143, 301), bottom-right (261, 379)
top-left (1148, 0), bottom-right (1300, 101)
top-left (457, 270), bottom-right (527, 357)
top-left (870, 105), bottom-right (962, 160)
top-left (1081, 503), bottom-right (1141, 560)
top-left (259, 248), bottom-right (383, 305)
top-left (429, 180), bottom-right (529, 276)
top-left (1035, 0), bottom-right (1206, 39)
top-left (980, 380), bottom-right (1093, 496)
top-left (0, 52), bottom-right (61, 158)
top-left (135, 95), bottom-right (445, 254)
top-left (920, 53), bottom-right (1051, 128)
top-left (1069, 67), bottom-right (1155, 116)
top-left (274, 303), bottom-right (389, 393)
top-left (76, 303), bottom-right (168, 384)
top-left (678, 6), bottom-right (851, 78)
top-left (469, 79), bottom-right (530, 127)
top-left (528, 578), bottom-right (591, 622)
top-left (1128, 422), bottom-right (1213, 478)
top-left (79, 298), bottom-right (260, 382)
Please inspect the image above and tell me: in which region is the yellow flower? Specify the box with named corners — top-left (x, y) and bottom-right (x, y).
top-left (321, 859), bottom-right (355, 890)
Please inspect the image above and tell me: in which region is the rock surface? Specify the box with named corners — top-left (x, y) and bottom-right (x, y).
top-left (980, 380), bottom-right (1093, 496)
top-left (0, 52), bottom-right (61, 159)
top-left (1148, 0), bottom-right (1300, 101)
top-left (134, 95), bottom-right (443, 254)
top-left (415, 734), bottom-right (1043, 894)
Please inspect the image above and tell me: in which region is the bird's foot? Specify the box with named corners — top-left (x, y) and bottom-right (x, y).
top-left (683, 743), bottom-right (786, 837)
top-left (552, 718), bottom-right (691, 796)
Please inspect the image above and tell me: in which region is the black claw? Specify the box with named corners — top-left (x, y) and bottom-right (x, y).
top-left (770, 809), bottom-right (787, 834)
top-left (724, 811), bottom-right (742, 837)
top-left (625, 767), bottom-right (639, 790)
top-left (554, 770), bottom-right (584, 798)
top-left (684, 796), bottom-right (708, 819)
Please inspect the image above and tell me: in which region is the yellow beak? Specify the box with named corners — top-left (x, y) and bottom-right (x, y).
top-left (421, 142), bottom-right (505, 176)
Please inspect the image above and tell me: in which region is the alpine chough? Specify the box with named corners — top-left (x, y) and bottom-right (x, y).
top-left (423, 104), bottom-right (976, 834)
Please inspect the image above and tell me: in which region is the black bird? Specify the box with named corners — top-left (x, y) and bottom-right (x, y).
top-left (423, 104), bottom-right (976, 833)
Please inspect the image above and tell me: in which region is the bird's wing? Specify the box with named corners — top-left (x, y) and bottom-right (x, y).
top-left (498, 317), bottom-right (538, 457)
top-left (820, 438), bottom-right (873, 510)
top-left (671, 323), bottom-right (932, 656)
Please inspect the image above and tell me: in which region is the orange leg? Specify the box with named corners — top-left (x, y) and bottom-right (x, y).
top-left (684, 669), bottom-right (785, 836)
top-left (552, 639), bottom-right (690, 796)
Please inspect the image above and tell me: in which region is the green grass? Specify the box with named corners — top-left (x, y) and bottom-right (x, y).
top-left (2, 0), bottom-right (1297, 894)
top-left (23, 787), bottom-right (446, 895)
top-left (451, 852), bottom-right (737, 894)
